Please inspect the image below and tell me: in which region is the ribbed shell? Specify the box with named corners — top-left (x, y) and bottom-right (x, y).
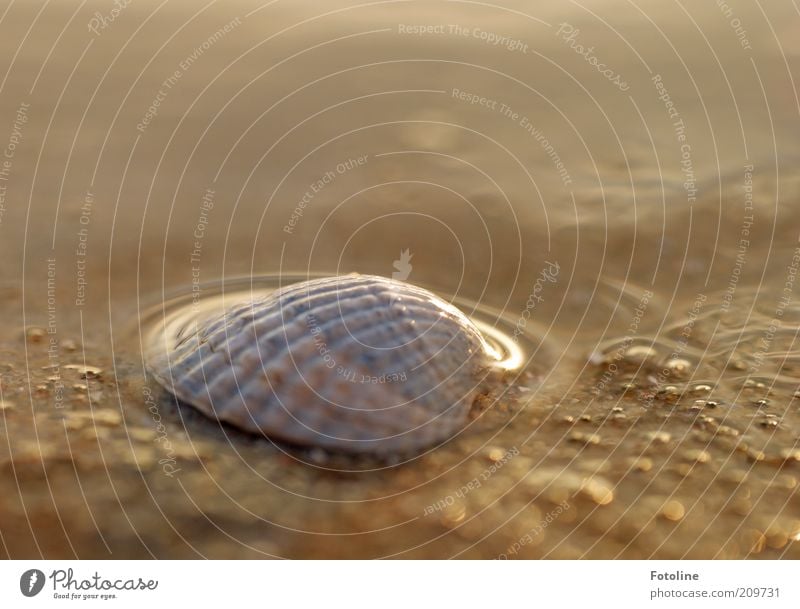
top-left (147, 274), bottom-right (499, 453)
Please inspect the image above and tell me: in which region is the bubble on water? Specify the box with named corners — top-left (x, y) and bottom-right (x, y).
top-left (765, 529), bottom-right (789, 550)
top-left (569, 432), bottom-right (601, 446)
top-left (683, 449), bottom-right (710, 464)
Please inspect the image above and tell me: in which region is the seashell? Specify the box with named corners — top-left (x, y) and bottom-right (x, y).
top-left (147, 274), bottom-right (504, 454)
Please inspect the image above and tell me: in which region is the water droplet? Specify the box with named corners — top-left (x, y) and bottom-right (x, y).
top-left (728, 359), bottom-right (748, 371)
top-left (657, 385), bottom-right (681, 401)
top-left (629, 457), bottom-right (653, 472)
top-left (689, 400), bottom-right (706, 412)
top-left (92, 410), bottom-right (122, 426)
top-left (766, 533), bottom-right (788, 549)
top-left (717, 425), bottom-right (740, 437)
top-left (440, 503), bottom-right (466, 528)
top-left (25, 327), bottom-right (46, 343)
top-left (664, 358), bottom-right (693, 378)
top-left (646, 431), bottom-right (672, 444)
top-left (683, 449), bottom-right (710, 464)
top-left (569, 432), bottom-right (601, 446)
top-left (723, 469), bottom-right (748, 483)
top-left (661, 500), bottom-right (685, 521)
top-left (129, 428), bottom-right (156, 442)
top-left (485, 446), bottom-right (506, 463)
top-left (780, 448), bottom-right (800, 462)
top-left (773, 474), bottom-right (796, 489)
top-left (81, 427), bottom-right (110, 441)
top-left (622, 345), bottom-right (658, 365)
top-left (64, 364), bottom-right (102, 380)
top-left (582, 478), bottom-right (614, 505)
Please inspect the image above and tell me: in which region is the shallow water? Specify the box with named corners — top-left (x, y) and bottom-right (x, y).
top-left (1, 0), bottom-right (799, 558)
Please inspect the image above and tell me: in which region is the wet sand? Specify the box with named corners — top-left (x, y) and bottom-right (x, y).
top-left (0, 0), bottom-right (799, 558)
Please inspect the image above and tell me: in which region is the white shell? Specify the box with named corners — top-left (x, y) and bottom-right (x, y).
top-left (147, 274), bottom-right (500, 454)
